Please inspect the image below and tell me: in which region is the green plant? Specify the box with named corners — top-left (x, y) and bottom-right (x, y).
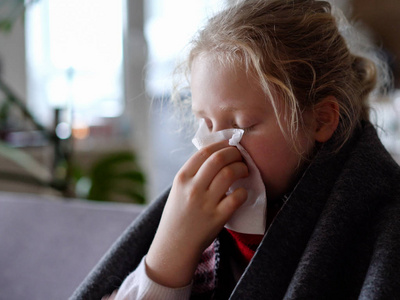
top-left (75, 151), bottom-right (146, 204)
top-left (0, 76), bottom-right (69, 194)
top-left (0, 140), bottom-right (53, 187)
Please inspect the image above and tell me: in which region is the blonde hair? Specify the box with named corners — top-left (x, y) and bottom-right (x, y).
top-left (174, 0), bottom-right (390, 151)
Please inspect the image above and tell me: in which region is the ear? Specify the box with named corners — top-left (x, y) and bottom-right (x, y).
top-left (313, 96), bottom-right (340, 143)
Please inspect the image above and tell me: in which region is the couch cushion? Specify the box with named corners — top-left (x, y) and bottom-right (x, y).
top-left (0, 192), bottom-right (144, 300)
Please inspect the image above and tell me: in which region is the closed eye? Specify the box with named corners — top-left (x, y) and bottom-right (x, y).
top-left (242, 126), bottom-right (255, 133)
top-left (233, 124), bottom-right (255, 133)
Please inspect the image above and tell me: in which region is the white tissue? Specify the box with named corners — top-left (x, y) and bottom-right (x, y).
top-left (192, 119), bottom-right (267, 235)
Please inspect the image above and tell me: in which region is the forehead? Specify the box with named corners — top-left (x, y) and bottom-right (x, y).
top-left (190, 54), bottom-right (270, 115)
top-left (191, 55), bottom-right (253, 96)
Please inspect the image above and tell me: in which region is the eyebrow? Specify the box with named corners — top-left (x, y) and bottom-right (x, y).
top-left (219, 105), bottom-right (239, 112)
top-left (192, 105), bottom-right (240, 115)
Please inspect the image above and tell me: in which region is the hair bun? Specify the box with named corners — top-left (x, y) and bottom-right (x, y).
top-left (352, 55), bottom-right (377, 99)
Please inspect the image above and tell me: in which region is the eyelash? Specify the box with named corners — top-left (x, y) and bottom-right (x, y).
top-left (202, 119), bottom-right (254, 132)
top-left (233, 124), bottom-right (255, 133)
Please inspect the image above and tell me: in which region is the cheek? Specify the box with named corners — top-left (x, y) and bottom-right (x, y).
top-left (254, 142), bottom-right (300, 175)
top-left (242, 135), bottom-right (290, 172)
top-left (242, 135), bottom-right (304, 196)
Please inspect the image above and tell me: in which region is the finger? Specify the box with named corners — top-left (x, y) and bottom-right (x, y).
top-left (208, 162), bottom-right (248, 200)
top-left (179, 140), bottom-right (230, 178)
top-left (217, 187), bottom-right (248, 223)
top-left (195, 147), bottom-right (243, 190)
top-left (101, 291), bottom-right (117, 300)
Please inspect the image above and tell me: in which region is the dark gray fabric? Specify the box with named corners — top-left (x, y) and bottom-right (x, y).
top-left (71, 122), bottom-right (400, 299)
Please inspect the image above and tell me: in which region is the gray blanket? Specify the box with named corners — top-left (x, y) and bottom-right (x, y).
top-left (71, 122), bottom-right (400, 299)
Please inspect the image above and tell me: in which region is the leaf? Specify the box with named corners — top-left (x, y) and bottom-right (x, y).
top-left (86, 151), bottom-right (146, 204)
top-left (113, 170), bottom-right (145, 183)
top-left (0, 141), bottom-right (52, 182)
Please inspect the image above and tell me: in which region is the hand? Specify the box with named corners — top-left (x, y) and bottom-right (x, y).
top-left (146, 140), bottom-right (248, 288)
top-left (101, 290), bottom-right (117, 300)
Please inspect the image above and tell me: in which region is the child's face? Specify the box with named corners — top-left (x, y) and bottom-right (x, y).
top-left (191, 54), bottom-right (315, 202)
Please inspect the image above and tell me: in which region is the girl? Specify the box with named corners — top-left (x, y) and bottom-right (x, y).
top-left (73, 0), bottom-right (400, 299)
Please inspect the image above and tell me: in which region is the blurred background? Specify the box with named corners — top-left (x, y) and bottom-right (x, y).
top-left (0, 0), bottom-right (399, 204)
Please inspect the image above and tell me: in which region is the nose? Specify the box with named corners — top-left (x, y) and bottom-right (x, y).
top-left (210, 120), bottom-right (230, 133)
top-left (211, 125), bottom-right (225, 133)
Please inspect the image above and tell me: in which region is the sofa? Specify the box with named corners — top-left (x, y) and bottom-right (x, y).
top-left (0, 191), bottom-right (144, 300)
